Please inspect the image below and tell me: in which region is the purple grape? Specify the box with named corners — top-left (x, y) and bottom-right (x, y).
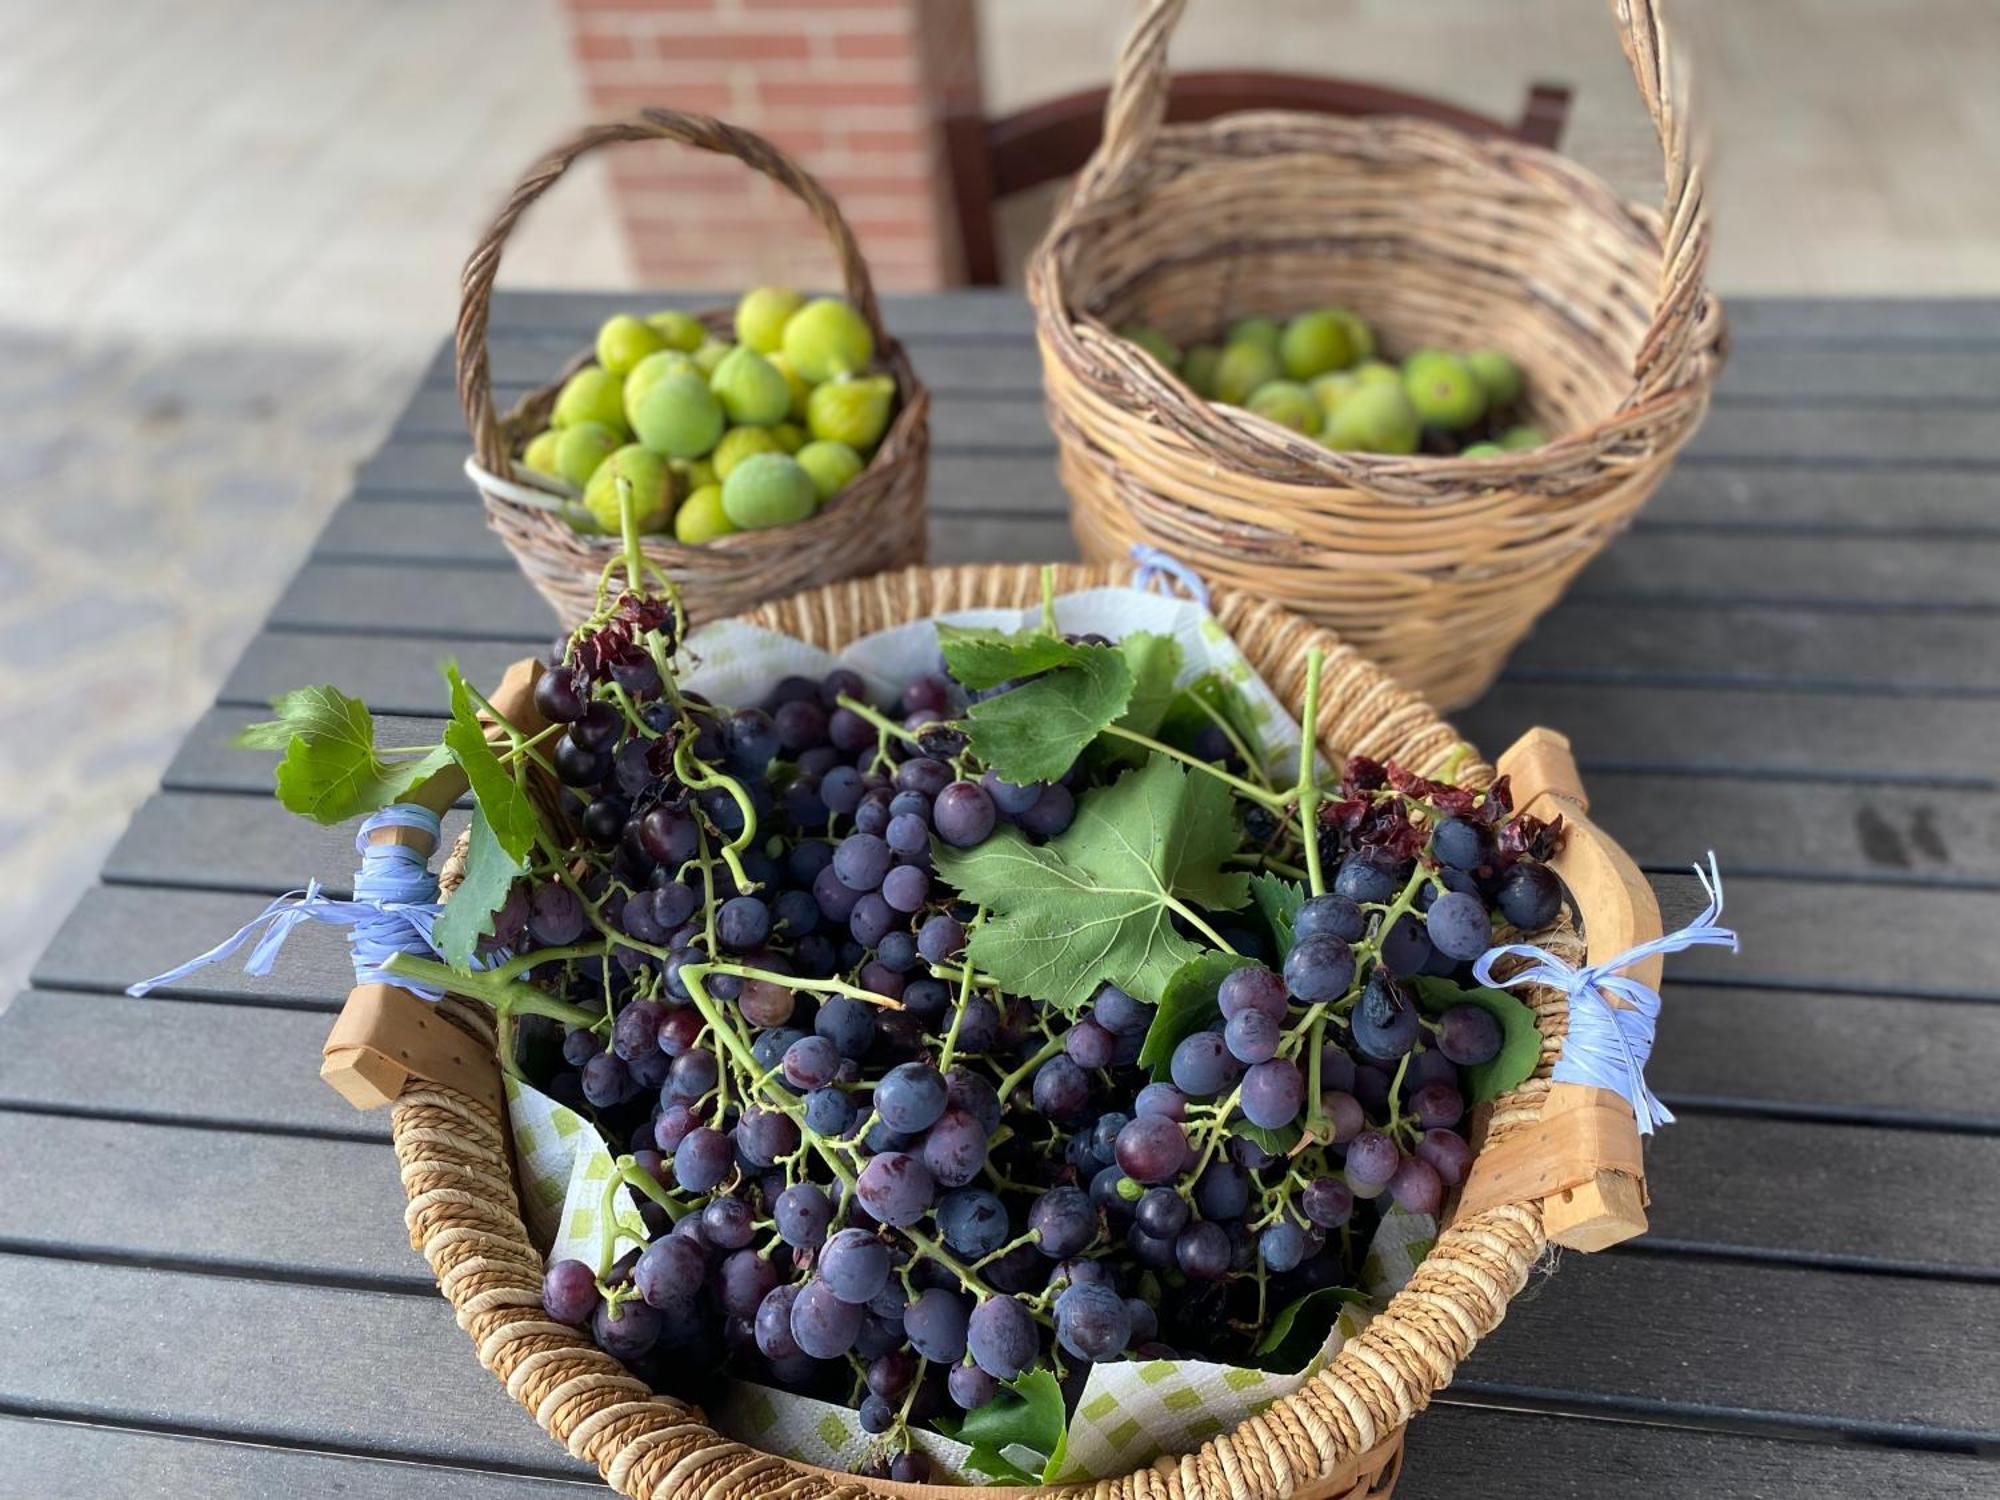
top-left (533, 665), bottom-right (584, 722)
top-left (790, 1280), bottom-right (864, 1359)
top-left (1438, 1003), bottom-right (1503, 1066)
top-left (1417, 1128), bottom-right (1475, 1186)
top-left (815, 994), bottom-right (876, 1059)
top-left (1390, 1156), bottom-right (1445, 1214)
top-left (849, 892), bottom-right (896, 947)
top-left (715, 895), bottom-right (771, 952)
top-left (633, 1234), bottom-right (706, 1309)
top-left (1114, 1115), bottom-right (1189, 1184)
top-left (983, 770), bottom-right (1044, 815)
top-left (639, 807), bottom-right (698, 867)
top-left (937, 1187), bottom-right (1010, 1257)
top-left (1352, 973), bottom-right (1421, 1060)
top-left (1302, 1175), bottom-right (1354, 1228)
top-left (933, 781), bottom-right (997, 847)
top-left (1218, 964), bottom-right (1287, 1021)
top-left (1192, 1160), bottom-right (1249, 1220)
top-left (947, 1068), bottom-right (1002, 1134)
top-left (1377, 913), bottom-right (1432, 976)
top-left (542, 1258), bottom-right (601, 1325)
top-left (881, 863), bottom-right (930, 913)
top-left (804, 1086), bottom-right (857, 1136)
top-left (1283, 934), bottom-right (1356, 1003)
top-left (819, 764), bottom-right (865, 816)
top-left (1295, 893), bottom-right (1365, 943)
top-left (528, 881), bottom-right (586, 947)
top-left (1334, 853), bottom-right (1404, 905)
top-left (1054, 1280), bottom-right (1132, 1361)
top-left (782, 1034), bottom-right (841, 1090)
top-left (833, 833), bottom-right (893, 892)
top-left (922, 1108), bottom-right (989, 1187)
top-left (875, 1062), bottom-right (948, 1133)
top-left (811, 863), bottom-right (863, 923)
top-left (1346, 1130), bottom-right (1402, 1187)
top-left (891, 1453), bottom-right (933, 1484)
top-left (1134, 1082), bottom-right (1187, 1120)
top-left (1170, 1030), bottom-right (1235, 1097)
top-left (754, 1283), bottom-right (803, 1359)
top-left (580, 1051), bottom-right (634, 1108)
top-left (966, 1296), bottom-right (1038, 1378)
top-left (949, 1361), bottom-right (999, 1410)
top-left (1028, 1185), bottom-right (1097, 1258)
top-left (673, 1126), bottom-right (734, 1191)
top-left (917, 912), bottom-right (966, 964)
top-left (774, 1183), bottom-right (833, 1249)
top-left (701, 1196), bottom-right (755, 1251)
top-left (1497, 862), bottom-right (1562, 930)
top-left (1321, 1089), bottom-right (1366, 1143)
top-left (1175, 1221), bottom-right (1230, 1280)
top-left (1017, 782), bottom-right (1075, 838)
top-left (855, 1151), bottom-right (935, 1227)
top-left (1092, 983), bottom-right (1153, 1036)
top-left (1134, 1186), bottom-right (1189, 1239)
top-left (734, 1108), bottom-right (800, 1168)
top-left (1032, 1055), bottom-right (1091, 1121)
top-left (1412, 1080), bottom-right (1465, 1130)
top-left (1259, 1221), bottom-right (1308, 1272)
top-left (592, 1299), bottom-right (661, 1359)
top-left (819, 1228), bottom-right (893, 1305)
top-left (1224, 1009), bottom-right (1280, 1065)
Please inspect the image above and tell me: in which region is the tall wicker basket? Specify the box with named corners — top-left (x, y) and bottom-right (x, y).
top-left (457, 110), bottom-right (931, 630)
top-left (1027, 0), bottom-right (1725, 708)
top-left (324, 562), bottom-right (1665, 1499)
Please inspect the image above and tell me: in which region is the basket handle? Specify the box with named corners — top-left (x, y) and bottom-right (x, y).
top-left (456, 110), bottom-right (888, 475)
top-left (1452, 726), bottom-right (1662, 1251)
top-left (1069, 0), bottom-right (1711, 401)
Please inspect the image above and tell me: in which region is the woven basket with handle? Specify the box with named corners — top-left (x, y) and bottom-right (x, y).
top-left (457, 109), bottom-right (931, 630)
top-left (322, 563), bottom-right (1664, 1498)
top-left (1027, 0), bottom-right (1726, 710)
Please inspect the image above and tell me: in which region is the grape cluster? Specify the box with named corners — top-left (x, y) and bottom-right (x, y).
top-left (494, 594), bottom-right (1562, 1476)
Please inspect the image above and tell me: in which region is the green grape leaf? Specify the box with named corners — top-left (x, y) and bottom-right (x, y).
top-left (1251, 1285), bottom-right (1368, 1372)
top-left (936, 1368), bottom-right (1066, 1480)
top-left (963, 646), bottom-right (1134, 785)
top-left (1250, 872), bottom-right (1305, 959)
top-left (935, 755), bottom-right (1251, 1014)
top-left (442, 663), bottom-right (540, 862)
top-left (1411, 976), bottom-right (1543, 1102)
top-left (1237, 1120), bottom-right (1303, 1158)
top-left (934, 622), bottom-right (1089, 691)
top-left (1114, 630), bottom-right (1183, 737)
top-left (431, 806), bottom-right (525, 970)
top-left (1138, 949), bottom-right (1256, 1081)
top-left (237, 685), bottom-right (450, 824)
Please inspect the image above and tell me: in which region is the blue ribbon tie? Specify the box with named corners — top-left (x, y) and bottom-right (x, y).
top-left (1470, 853), bottom-right (1738, 1136)
top-left (126, 805), bottom-right (477, 1001)
top-left (1129, 543), bottom-right (1211, 609)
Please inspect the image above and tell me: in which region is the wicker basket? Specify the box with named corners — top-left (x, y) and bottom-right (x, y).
top-left (330, 562), bottom-right (1663, 1499)
top-left (456, 110), bottom-right (931, 630)
top-left (1026, 0), bottom-right (1726, 709)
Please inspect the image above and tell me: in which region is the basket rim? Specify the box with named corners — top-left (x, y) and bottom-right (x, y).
top-left (1024, 108), bottom-right (1727, 497)
top-left (400, 562), bottom-right (1632, 1499)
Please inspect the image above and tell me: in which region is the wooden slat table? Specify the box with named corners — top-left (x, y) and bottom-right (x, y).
top-left (5, 291), bottom-right (1997, 1498)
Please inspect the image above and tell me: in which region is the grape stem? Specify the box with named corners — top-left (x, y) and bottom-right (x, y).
top-left (993, 1032), bottom-right (1065, 1104)
top-left (834, 693), bottom-right (924, 749)
top-left (932, 909), bottom-right (987, 1076)
top-left (1295, 650), bottom-right (1327, 899)
top-left (690, 960), bottom-right (907, 1012)
top-left (1098, 723), bottom-right (1293, 812)
top-left (377, 952), bottom-right (599, 1029)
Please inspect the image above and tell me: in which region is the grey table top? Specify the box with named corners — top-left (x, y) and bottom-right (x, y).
top-left (4, 290), bottom-right (1997, 1498)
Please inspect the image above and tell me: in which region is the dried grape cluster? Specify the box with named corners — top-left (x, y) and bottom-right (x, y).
top-left (449, 591), bottom-right (1569, 1479)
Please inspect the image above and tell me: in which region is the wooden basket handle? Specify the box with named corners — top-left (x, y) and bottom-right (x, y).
top-left (455, 110), bottom-right (889, 476)
top-left (1451, 726), bottom-right (1663, 1250)
top-left (321, 659), bottom-right (547, 1116)
top-left (1068, 0), bottom-right (1712, 403)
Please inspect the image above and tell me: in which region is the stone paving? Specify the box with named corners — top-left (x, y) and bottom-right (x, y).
top-left (0, 335), bottom-right (417, 1004)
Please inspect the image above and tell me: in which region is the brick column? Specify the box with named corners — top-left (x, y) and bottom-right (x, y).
top-left (561, 0), bottom-right (979, 291)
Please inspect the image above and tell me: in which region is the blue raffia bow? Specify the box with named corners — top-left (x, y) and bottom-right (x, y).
top-left (1471, 853), bottom-right (1738, 1136)
top-left (1129, 543), bottom-right (1211, 609)
top-left (127, 805), bottom-right (470, 1001)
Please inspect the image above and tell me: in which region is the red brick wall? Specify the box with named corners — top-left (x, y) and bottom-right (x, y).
top-left (561, 0), bottom-right (980, 291)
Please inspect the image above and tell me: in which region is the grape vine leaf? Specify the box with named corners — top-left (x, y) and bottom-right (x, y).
top-left (1250, 872), bottom-right (1305, 958)
top-left (934, 623), bottom-right (1090, 691)
top-left (442, 663), bottom-right (540, 862)
top-left (935, 754), bottom-right (1251, 1014)
top-left (1251, 1285), bottom-right (1368, 1372)
top-left (1411, 976), bottom-right (1542, 1102)
top-left (962, 648), bottom-right (1134, 785)
top-left (431, 805), bottom-right (525, 970)
top-left (237, 684), bottom-right (451, 825)
top-left (1114, 630), bottom-right (1182, 737)
top-left (1137, 949), bottom-right (1255, 1081)
top-left (934, 1368), bottom-right (1066, 1483)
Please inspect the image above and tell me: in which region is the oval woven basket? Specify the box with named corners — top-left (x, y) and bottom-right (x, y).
top-left (377, 562), bottom-right (1662, 1499)
top-left (1025, 0), bottom-right (1727, 709)
top-left (457, 109), bottom-right (932, 630)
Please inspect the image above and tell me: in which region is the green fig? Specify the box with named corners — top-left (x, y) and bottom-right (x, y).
top-left (630, 369), bottom-right (725, 459)
top-left (1181, 344), bottom-right (1223, 399)
top-left (551, 367), bottom-right (628, 433)
top-left (1227, 316), bottom-right (1281, 352)
top-left (1120, 323), bottom-right (1180, 370)
top-left (1467, 349), bottom-right (1524, 408)
top-left (735, 286), bottom-right (803, 354)
top-left (624, 350), bottom-right (699, 429)
top-left (711, 424), bottom-right (784, 479)
top-left (709, 345), bottom-right (792, 427)
top-left (1213, 341), bottom-right (1282, 406)
top-left (1278, 310), bottom-right (1355, 381)
top-left (721, 451), bottom-right (817, 530)
top-left (1403, 351), bottom-right (1487, 431)
top-left (806, 374), bottom-right (895, 451)
top-left (693, 338), bottom-right (732, 376)
top-left (674, 483), bottom-right (736, 544)
top-left (1352, 359), bottom-right (1402, 388)
top-left (1332, 308), bottom-right (1376, 362)
top-left (553, 420), bottom-right (621, 487)
top-left (520, 429), bottom-right (561, 480)
top-left (782, 297), bottom-right (874, 383)
top-left (582, 444), bottom-right (674, 532)
top-left (1460, 441), bottom-right (1507, 458)
top-left (595, 314), bottom-right (666, 378)
top-left (1501, 423), bottom-right (1547, 450)
top-left (1323, 383), bottom-right (1421, 455)
top-left (795, 439), bottom-right (864, 503)
top-left (646, 309), bottom-right (706, 353)
top-left (1309, 371), bottom-right (1360, 417)
top-left (1246, 380), bottom-right (1322, 436)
